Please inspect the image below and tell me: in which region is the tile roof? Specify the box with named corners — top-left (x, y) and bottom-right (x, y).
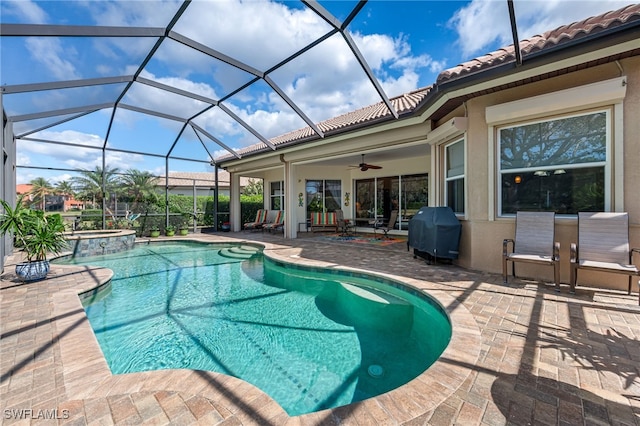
top-left (217, 4), bottom-right (640, 163)
top-left (218, 87), bottom-right (433, 159)
top-left (437, 3), bottom-right (640, 84)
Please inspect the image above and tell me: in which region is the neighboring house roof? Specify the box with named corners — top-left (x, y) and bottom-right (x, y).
top-left (160, 171), bottom-right (251, 188)
top-left (217, 4), bottom-right (640, 164)
top-left (16, 184), bottom-right (32, 194)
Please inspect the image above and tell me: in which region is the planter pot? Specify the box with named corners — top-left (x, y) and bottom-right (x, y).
top-left (150, 230), bottom-right (160, 238)
top-left (165, 230), bottom-right (175, 237)
top-left (179, 229), bottom-right (188, 236)
top-left (15, 260), bottom-right (50, 282)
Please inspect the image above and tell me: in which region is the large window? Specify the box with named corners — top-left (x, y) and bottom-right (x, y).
top-left (306, 180), bottom-right (341, 217)
top-left (445, 139), bottom-right (465, 214)
top-left (270, 181), bottom-right (284, 210)
top-left (499, 111), bottom-right (607, 215)
top-left (355, 174), bottom-right (428, 230)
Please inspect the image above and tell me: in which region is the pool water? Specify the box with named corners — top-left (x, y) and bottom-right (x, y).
top-left (58, 242), bottom-right (451, 416)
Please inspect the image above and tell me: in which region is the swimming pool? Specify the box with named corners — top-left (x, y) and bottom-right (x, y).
top-left (57, 241), bottom-right (451, 416)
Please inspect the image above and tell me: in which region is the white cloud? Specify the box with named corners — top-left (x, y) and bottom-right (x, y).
top-left (173, 0), bottom-right (331, 72)
top-left (450, 0), bottom-right (637, 57)
top-left (123, 72), bottom-right (218, 118)
top-left (20, 129), bottom-right (144, 172)
top-left (25, 37), bottom-right (81, 80)
top-left (1, 0), bottom-right (48, 24)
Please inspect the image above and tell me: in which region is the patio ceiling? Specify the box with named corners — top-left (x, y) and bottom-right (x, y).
top-left (0, 0), bottom-right (523, 175)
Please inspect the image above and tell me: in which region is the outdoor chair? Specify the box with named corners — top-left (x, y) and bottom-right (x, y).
top-left (310, 212), bottom-right (339, 232)
top-left (244, 209), bottom-right (268, 231)
top-left (570, 212), bottom-right (640, 304)
top-left (374, 210), bottom-right (398, 238)
top-left (263, 210), bottom-right (284, 233)
top-left (503, 211), bottom-right (560, 290)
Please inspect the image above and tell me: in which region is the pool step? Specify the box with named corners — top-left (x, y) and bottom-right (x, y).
top-left (219, 246), bottom-right (261, 259)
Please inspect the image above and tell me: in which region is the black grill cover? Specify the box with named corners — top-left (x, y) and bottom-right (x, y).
top-left (408, 207), bottom-right (461, 261)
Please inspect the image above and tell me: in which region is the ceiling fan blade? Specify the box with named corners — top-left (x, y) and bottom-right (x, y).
top-left (366, 164), bottom-right (382, 169)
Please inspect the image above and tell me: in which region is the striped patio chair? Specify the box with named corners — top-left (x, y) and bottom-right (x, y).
top-left (310, 211), bottom-right (338, 232)
top-left (263, 210), bottom-right (284, 233)
top-left (244, 209), bottom-right (268, 231)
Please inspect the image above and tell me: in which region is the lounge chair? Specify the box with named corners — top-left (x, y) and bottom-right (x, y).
top-left (374, 210), bottom-right (398, 238)
top-left (244, 209), bottom-right (268, 231)
top-left (570, 212), bottom-right (640, 304)
top-left (502, 211), bottom-right (560, 290)
top-left (263, 210), bottom-right (284, 233)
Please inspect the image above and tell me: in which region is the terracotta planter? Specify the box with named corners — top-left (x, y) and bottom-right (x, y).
top-left (15, 260), bottom-right (50, 282)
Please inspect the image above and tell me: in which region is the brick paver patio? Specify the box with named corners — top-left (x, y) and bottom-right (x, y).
top-left (1, 232), bottom-right (638, 425)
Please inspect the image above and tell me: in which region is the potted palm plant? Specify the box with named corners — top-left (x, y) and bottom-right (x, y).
top-left (0, 197), bottom-right (68, 282)
top-left (149, 225), bottom-right (160, 238)
top-left (178, 223), bottom-right (189, 236)
top-left (165, 225), bottom-right (175, 236)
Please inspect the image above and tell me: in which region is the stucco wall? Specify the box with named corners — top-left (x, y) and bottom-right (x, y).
top-left (457, 59), bottom-right (639, 291)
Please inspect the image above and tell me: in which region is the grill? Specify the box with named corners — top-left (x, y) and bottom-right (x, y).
top-left (408, 207), bottom-right (461, 264)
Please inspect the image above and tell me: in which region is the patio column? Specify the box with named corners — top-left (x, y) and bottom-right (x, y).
top-left (1, 115), bottom-right (16, 273)
top-left (230, 172), bottom-right (241, 232)
top-left (281, 154), bottom-right (295, 239)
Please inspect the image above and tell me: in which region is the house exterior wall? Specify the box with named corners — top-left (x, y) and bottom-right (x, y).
top-left (457, 58), bottom-right (639, 291)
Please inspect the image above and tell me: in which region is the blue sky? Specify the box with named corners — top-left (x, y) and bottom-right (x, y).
top-left (1, 0), bottom-right (635, 185)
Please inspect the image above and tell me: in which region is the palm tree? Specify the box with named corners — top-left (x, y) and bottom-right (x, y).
top-left (55, 180), bottom-right (75, 200)
top-left (29, 177), bottom-right (53, 211)
top-left (120, 169), bottom-right (160, 234)
top-left (120, 169), bottom-right (159, 205)
top-left (71, 166), bottom-right (120, 208)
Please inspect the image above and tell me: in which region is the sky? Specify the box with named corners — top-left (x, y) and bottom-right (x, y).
top-left (1, 0), bottom-right (636, 185)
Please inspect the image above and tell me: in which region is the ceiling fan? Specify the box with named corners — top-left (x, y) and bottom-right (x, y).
top-left (349, 154), bottom-right (382, 172)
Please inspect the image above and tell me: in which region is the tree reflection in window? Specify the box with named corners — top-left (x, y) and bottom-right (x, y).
top-left (499, 111), bottom-right (607, 215)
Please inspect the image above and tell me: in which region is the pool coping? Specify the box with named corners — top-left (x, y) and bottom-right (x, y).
top-left (48, 236), bottom-right (481, 423)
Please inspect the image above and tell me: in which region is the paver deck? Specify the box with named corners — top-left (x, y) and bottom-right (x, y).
top-left (1, 231), bottom-right (638, 425)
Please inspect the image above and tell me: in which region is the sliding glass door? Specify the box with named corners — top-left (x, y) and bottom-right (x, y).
top-left (354, 174), bottom-right (427, 230)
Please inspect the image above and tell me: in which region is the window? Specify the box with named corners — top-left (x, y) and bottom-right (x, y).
top-left (499, 111), bottom-right (607, 215)
top-left (306, 179), bottom-right (341, 217)
top-left (270, 181), bottom-right (284, 210)
top-left (444, 139), bottom-right (465, 214)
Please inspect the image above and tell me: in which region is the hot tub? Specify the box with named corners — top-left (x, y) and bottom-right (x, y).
top-left (65, 229), bottom-right (136, 257)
